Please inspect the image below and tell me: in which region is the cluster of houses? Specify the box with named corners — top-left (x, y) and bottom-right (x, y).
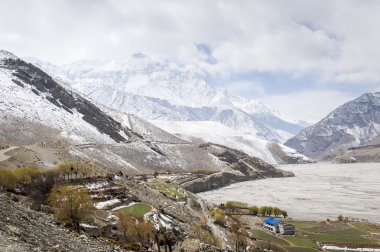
top-left (263, 218), bottom-right (296, 235)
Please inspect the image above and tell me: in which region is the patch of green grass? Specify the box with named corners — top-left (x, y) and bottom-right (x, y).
top-left (118, 203), bottom-right (152, 219)
top-left (252, 220), bottom-right (380, 250)
top-left (149, 179), bottom-right (185, 200)
top-left (288, 221), bottom-right (321, 231)
top-left (290, 221), bottom-right (360, 233)
top-left (286, 221), bottom-right (378, 245)
top-left (307, 232), bottom-right (377, 245)
top-left (283, 236), bottom-right (317, 248)
top-left (349, 222), bottom-right (369, 232)
top-left (284, 247), bottom-right (320, 252)
top-left (258, 220), bottom-right (380, 249)
top-left (251, 229), bottom-right (291, 246)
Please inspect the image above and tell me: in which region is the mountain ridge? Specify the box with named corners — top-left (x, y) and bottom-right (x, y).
top-left (25, 56), bottom-right (304, 143)
top-left (1, 49), bottom-right (299, 176)
top-left (285, 91), bottom-right (380, 160)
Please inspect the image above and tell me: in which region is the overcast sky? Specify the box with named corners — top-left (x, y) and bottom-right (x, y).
top-left (1, 0), bottom-right (380, 122)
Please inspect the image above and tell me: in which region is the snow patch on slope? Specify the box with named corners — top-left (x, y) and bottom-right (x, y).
top-left (0, 69), bottom-right (114, 144)
top-left (152, 120), bottom-right (277, 163)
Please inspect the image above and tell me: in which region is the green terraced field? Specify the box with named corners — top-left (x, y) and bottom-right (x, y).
top-left (148, 179), bottom-right (185, 200)
top-left (118, 203), bottom-right (152, 219)
top-left (252, 220), bottom-right (380, 251)
top-left (251, 229), bottom-right (291, 246)
top-left (287, 221), bottom-right (379, 245)
top-left (283, 235), bottom-right (317, 248)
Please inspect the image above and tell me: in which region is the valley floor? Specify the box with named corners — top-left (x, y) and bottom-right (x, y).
top-left (198, 162), bottom-right (380, 223)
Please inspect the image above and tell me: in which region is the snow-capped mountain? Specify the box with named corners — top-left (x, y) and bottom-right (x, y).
top-left (285, 92), bottom-right (380, 160)
top-left (26, 55), bottom-right (303, 143)
top-left (152, 120), bottom-right (310, 164)
top-left (1, 51), bottom-right (132, 145)
top-left (2, 50), bottom-right (292, 173)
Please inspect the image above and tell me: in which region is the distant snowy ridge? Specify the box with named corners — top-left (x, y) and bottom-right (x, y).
top-left (152, 120), bottom-right (310, 164)
top-left (285, 92), bottom-right (380, 160)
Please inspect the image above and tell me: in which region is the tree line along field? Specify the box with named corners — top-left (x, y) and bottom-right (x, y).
top-left (0, 162), bottom-right (98, 190)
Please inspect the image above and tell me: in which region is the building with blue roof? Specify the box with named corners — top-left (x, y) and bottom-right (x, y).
top-left (263, 218), bottom-right (281, 233)
top-left (264, 218), bottom-right (282, 226)
top-left (263, 218), bottom-right (295, 235)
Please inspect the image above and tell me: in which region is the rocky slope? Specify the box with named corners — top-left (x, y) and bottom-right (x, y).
top-left (285, 92), bottom-right (380, 160)
top-left (334, 144), bottom-right (380, 163)
top-left (0, 193), bottom-right (125, 252)
top-left (177, 143), bottom-right (294, 193)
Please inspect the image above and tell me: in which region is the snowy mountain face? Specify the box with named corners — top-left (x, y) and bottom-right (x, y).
top-left (0, 53), bottom-right (131, 145)
top-left (2, 50), bottom-right (293, 173)
top-left (26, 55), bottom-right (303, 144)
top-left (152, 120), bottom-right (310, 164)
top-left (285, 92), bottom-right (380, 160)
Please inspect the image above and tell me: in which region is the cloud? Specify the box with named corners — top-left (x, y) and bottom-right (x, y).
top-left (0, 0), bottom-right (378, 122)
top-left (221, 80), bottom-right (266, 97)
top-left (0, 0), bottom-right (378, 74)
top-left (195, 43), bottom-right (217, 64)
top-left (260, 90), bottom-right (356, 123)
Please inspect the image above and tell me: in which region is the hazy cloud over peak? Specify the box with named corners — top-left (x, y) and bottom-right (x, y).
top-left (1, 0), bottom-right (379, 122)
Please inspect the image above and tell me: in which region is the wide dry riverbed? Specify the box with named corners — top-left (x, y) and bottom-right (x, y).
top-left (198, 163), bottom-right (380, 223)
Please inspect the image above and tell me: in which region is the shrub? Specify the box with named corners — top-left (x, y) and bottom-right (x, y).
top-left (0, 169), bottom-right (17, 190)
top-left (58, 162), bottom-right (93, 180)
top-left (248, 206), bottom-right (259, 216)
top-left (29, 170), bottom-right (60, 204)
top-left (281, 210), bottom-right (288, 218)
top-left (118, 212), bottom-right (137, 240)
top-left (266, 206), bottom-right (273, 216)
top-left (225, 201), bottom-right (248, 213)
top-left (0, 166), bottom-right (41, 190)
top-left (189, 224), bottom-right (222, 248)
top-left (259, 206), bottom-right (268, 216)
top-left (273, 207), bottom-right (281, 217)
top-left (212, 208), bottom-right (225, 225)
top-left (192, 168), bottom-right (216, 174)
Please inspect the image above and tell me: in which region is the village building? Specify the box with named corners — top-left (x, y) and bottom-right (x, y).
top-left (263, 218), bottom-right (296, 235)
top-left (263, 218), bottom-right (281, 233)
top-left (279, 223), bottom-right (296, 235)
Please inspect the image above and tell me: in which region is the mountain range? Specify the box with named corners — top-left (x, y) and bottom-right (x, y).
top-left (285, 92), bottom-right (380, 161)
top-left (0, 49), bottom-right (297, 181)
top-left (12, 51), bottom-right (379, 164)
top-left (25, 54), bottom-right (310, 164)
top-left (26, 55), bottom-right (304, 142)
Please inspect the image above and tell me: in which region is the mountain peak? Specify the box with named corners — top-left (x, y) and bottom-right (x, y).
top-left (285, 91), bottom-right (380, 159)
top-left (0, 49), bottom-right (18, 61)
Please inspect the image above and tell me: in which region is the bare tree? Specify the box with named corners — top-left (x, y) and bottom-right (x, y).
top-left (48, 185), bottom-right (94, 231)
top-left (117, 212), bottom-right (136, 240)
top-left (230, 218), bottom-right (247, 252)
